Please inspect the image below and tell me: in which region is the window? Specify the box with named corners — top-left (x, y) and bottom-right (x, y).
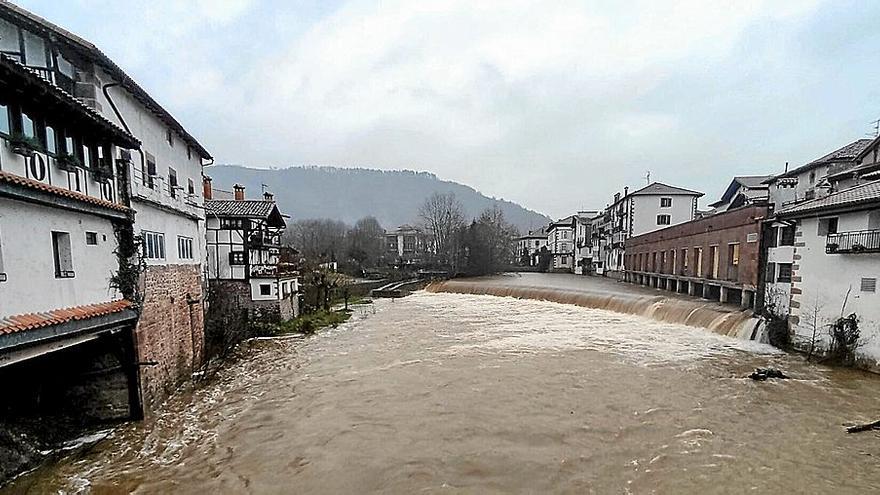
top-left (21, 112), bottom-right (35, 138)
top-left (766, 262), bottom-right (776, 282)
top-left (144, 154), bottom-right (157, 189)
top-left (660, 197), bottom-right (672, 208)
top-left (177, 236), bottom-right (193, 259)
top-left (169, 167), bottom-right (178, 198)
top-left (681, 248), bottom-right (688, 274)
top-left (229, 251), bottom-right (246, 265)
top-left (780, 225), bottom-right (796, 246)
top-left (187, 146), bottom-right (192, 160)
top-left (52, 231), bottom-right (74, 278)
top-left (695, 247), bottom-right (703, 277)
top-left (809, 171), bottom-right (816, 185)
top-left (143, 231), bottom-right (166, 260)
top-left (85, 232), bottom-right (98, 245)
top-left (259, 284), bottom-right (272, 296)
top-left (166, 129), bottom-right (174, 146)
top-left (188, 178), bottom-right (195, 196)
top-left (777, 263), bottom-right (792, 283)
top-left (657, 214), bottom-right (671, 225)
top-left (728, 243), bottom-right (740, 266)
top-left (818, 217), bottom-right (838, 236)
top-left (220, 218), bottom-right (244, 229)
top-left (45, 125), bottom-right (56, 154)
top-left (861, 278), bottom-right (877, 293)
top-left (0, 103), bottom-right (9, 135)
top-left (81, 144), bottom-right (92, 169)
top-left (746, 232), bottom-right (759, 243)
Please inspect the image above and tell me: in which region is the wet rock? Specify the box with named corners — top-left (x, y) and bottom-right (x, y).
top-left (749, 368), bottom-right (789, 381)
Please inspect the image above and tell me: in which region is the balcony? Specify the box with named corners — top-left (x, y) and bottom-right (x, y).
top-left (250, 263), bottom-right (298, 278)
top-left (826, 230), bottom-right (880, 254)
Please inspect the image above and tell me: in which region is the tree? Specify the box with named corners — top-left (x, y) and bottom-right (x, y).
top-left (459, 206), bottom-right (519, 276)
top-left (418, 192), bottom-right (466, 267)
top-left (285, 218), bottom-right (348, 262)
top-left (346, 216), bottom-right (384, 270)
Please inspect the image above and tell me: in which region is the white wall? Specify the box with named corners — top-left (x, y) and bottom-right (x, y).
top-left (0, 198), bottom-right (120, 317)
top-left (630, 194), bottom-right (697, 236)
top-left (136, 201), bottom-right (203, 267)
top-left (790, 211), bottom-right (880, 364)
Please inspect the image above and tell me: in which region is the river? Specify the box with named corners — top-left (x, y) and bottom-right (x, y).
top-left (5, 274), bottom-right (880, 493)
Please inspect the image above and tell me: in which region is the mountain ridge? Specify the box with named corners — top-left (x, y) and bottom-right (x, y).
top-left (207, 165), bottom-right (552, 232)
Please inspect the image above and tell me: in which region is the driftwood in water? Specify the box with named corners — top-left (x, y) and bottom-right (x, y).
top-left (846, 420), bottom-right (880, 434)
top-left (749, 368), bottom-right (789, 381)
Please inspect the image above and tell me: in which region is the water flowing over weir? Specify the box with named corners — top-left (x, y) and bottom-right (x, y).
top-left (427, 276), bottom-right (765, 340)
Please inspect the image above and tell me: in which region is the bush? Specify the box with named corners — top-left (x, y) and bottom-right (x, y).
top-left (827, 313), bottom-right (861, 366)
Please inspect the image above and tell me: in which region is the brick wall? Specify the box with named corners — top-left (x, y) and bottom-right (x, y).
top-left (135, 264), bottom-right (204, 411)
top-left (625, 206), bottom-right (769, 287)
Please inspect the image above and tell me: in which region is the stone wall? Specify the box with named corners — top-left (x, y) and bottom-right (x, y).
top-left (135, 264), bottom-right (204, 411)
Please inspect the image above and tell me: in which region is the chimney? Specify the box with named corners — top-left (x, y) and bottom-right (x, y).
top-left (263, 191), bottom-right (274, 202)
top-left (624, 186), bottom-right (629, 196)
top-left (203, 175), bottom-right (212, 200)
top-left (233, 184), bottom-right (245, 201)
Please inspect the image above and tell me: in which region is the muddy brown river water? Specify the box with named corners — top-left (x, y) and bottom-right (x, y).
top-left (5, 275), bottom-right (880, 494)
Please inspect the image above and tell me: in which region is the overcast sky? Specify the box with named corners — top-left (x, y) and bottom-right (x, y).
top-left (18, 0), bottom-right (880, 218)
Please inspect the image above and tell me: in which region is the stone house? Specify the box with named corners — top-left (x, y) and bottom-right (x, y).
top-left (0, 3), bottom-right (213, 410)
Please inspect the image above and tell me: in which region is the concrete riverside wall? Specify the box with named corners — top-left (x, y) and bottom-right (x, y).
top-left (135, 264), bottom-right (204, 411)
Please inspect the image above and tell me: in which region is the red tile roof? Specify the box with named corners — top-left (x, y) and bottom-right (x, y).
top-left (0, 300), bottom-right (133, 335)
top-left (0, 170), bottom-right (130, 213)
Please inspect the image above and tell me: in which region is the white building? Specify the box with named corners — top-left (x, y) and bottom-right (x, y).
top-left (772, 181), bottom-right (880, 368)
top-left (516, 228), bottom-right (546, 267)
top-left (0, 53), bottom-right (143, 416)
top-left (574, 210), bottom-right (598, 275)
top-left (600, 182), bottom-right (703, 277)
top-left (765, 139), bottom-right (872, 208)
top-left (0, 3), bottom-right (213, 409)
top-left (547, 216), bottom-right (576, 272)
top-left (205, 183), bottom-right (299, 322)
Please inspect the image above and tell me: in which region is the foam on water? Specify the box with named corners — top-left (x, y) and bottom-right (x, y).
top-left (407, 291), bottom-right (777, 366)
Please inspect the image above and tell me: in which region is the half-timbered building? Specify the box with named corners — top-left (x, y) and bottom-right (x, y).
top-left (205, 182), bottom-right (299, 323)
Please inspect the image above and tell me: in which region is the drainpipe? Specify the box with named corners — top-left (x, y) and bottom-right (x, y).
top-left (102, 82), bottom-right (147, 186)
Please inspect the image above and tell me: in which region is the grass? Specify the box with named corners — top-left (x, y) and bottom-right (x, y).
top-left (274, 308), bottom-right (352, 335)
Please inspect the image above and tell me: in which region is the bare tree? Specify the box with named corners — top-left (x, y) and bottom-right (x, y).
top-left (285, 218), bottom-right (348, 262)
top-left (804, 293), bottom-right (825, 361)
top-left (418, 192), bottom-right (466, 266)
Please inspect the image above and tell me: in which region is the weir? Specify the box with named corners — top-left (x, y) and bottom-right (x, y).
top-left (427, 277), bottom-right (766, 341)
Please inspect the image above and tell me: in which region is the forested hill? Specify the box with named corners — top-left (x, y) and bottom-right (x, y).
top-left (207, 165), bottom-right (552, 232)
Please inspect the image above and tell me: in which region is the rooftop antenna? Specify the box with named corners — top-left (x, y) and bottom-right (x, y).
top-left (261, 183), bottom-right (269, 194)
top-left (869, 119), bottom-right (880, 138)
top-left (784, 161), bottom-right (789, 173)
top-left (645, 171), bottom-right (651, 185)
